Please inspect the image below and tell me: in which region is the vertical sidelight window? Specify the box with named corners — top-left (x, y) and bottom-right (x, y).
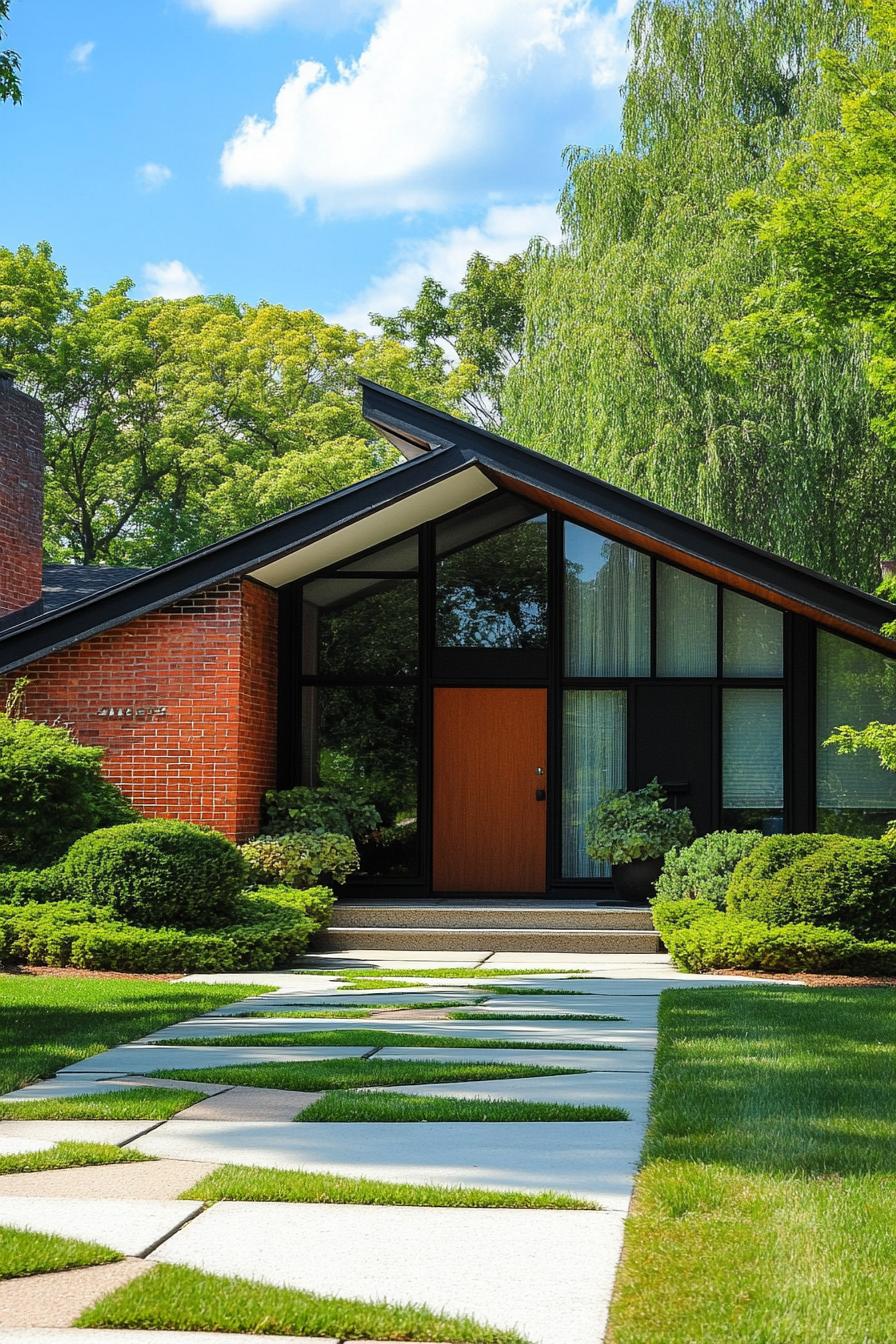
top-left (722, 590), bottom-right (783, 676)
top-left (816, 631), bottom-right (896, 835)
top-left (656, 563), bottom-right (717, 676)
top-left (564, 524), bottom-right (650, 676)
top-left (561, 690), bottom-right (627, 878)
top-left (722, 688), bottom-right (784, 831)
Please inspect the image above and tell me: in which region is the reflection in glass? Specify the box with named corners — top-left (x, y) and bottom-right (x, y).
top-left (723, 590), bottom-right (783, 676)
top-left (302, 577), bottom-right (418, 678)
top-left (722, 688), bottom-right (784, 831)
top-left (562, 690), bottom-right (627, 878)
top-left (565, 524), bottom-right (650, 676)
top-left (656, 563), bottom-right (717, 676)
top-left (301, 685), bottom-right (419, 876)
top-left (817, 632), bottom-right (896, 835)
top-left (435, 496), bottom-right (548, 648)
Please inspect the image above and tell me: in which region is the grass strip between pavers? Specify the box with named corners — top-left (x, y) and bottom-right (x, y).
top-left (605, 985), bottom-right (896, 1344)
top-left (447, 1011), bottom-right (624, 1022)
top-left (0, 1086), bottom-right (207, 1121)
top-left (299, 1091), bottom-right (630, 1122)
top-left (182, 1163), bottom-right (600, 1210)
top-left (234, 1000), bottom-right (484, 1017)
top-left (0, 974), bottom-right (274, 1095)
top-left (76, 1261), bottom-right (533, 1343)
top-left (154, 1029), bottom-right (623, 1050)
top-left (0, 1140), bottom-right (154, 1176)
top-left (152, 1058), bottom-right (588, 1091)
top-left (307, 966), bottom-right (587, 980)
top-left (328, 979), bottom-right (592, 995)
top-left (0, 1225), bottom-right (121, 1280)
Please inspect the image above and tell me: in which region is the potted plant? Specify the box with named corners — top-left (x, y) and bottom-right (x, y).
top-left (585, 778), bottom-right (694, 902)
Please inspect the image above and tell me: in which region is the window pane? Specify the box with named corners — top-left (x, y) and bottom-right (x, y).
top-left (723, 590), bottom-right (783, 676)
top-left (436, 498), bottom-right (547, 649)
top-left (301, 685), bottom-right (419, 877)
top-left (722, 689), bottom-right (784, 829)
top-left (565, 524), bottom-right (650, 676)
top-left (562, 690), bottom-right (627, 878)
top-left (302, 577), bottom-right (418, 678)
top-left (817, 632), bottom-right (896, 835)
top-left (656, 564), bottom-right (717, 676)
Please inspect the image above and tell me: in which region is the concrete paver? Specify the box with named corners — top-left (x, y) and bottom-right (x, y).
top-left (374, 1045), bottom-right (653, 1072)
top-left (0, 1137), bottom-right (56, 1157)
top-left (152, 1199), bottom-right (627, 1344)
top-left (174, 1087), bottom-right (323, 1122)
top-left (0, 1333), bottom-right (335, 1343)
top-left (0, 1122), bottom-right (161, 1146)
top-left (144, 1017), bottom-right (657, 1049)
top-left (0, 1197), bottom-right (205, 1256)
top-left (0, 1258), bottom-right (152, 1328)
top-left (363, 1068), bottom-right (654, 1118)
top-left (130, 1119), bottom-right (645, 1208)
top-left (59, 1044), bottom-right (374, 1074)
top-left (0, 1159), bottom-right (217, 1200)
top-left (0, 1076), bottom-right (225, 1103)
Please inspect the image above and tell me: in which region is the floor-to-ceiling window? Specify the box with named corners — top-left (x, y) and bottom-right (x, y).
top-left (816, 631), bottom-right (896, 836)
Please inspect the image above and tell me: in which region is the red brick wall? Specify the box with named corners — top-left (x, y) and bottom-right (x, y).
top-left (0, 378), bottom-right (44, 617)
top-left (7, 578), bottom-right (279, 840)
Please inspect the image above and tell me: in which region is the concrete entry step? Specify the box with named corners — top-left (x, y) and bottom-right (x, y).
top-left (312, 927), bottom-right (663, 954)
top-left (331, 900), bottom-right (656, 931)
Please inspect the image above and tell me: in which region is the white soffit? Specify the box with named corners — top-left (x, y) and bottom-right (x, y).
top-left (248, 466), bottom-right (497, 588)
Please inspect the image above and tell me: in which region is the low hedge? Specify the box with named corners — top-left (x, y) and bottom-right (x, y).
top-left (0, 866), bottom-right (68, 905)
top-left (656, 830), bottom-right (762, 909)
top-left (653, 903), bottom-right (896, 976)
top-left (0, 884), bottom-right (334, 973)
top-left (726, 834), bottom-right (831, 913)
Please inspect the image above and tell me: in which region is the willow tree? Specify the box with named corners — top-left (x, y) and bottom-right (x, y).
top-left (504, 0), bottom-right (893, 588)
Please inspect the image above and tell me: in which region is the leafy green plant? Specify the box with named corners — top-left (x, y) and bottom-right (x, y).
top-left (656, 829), bottom-right (762, 909)
top-left (0, 712), bottom-right (134, 863)
top-left (585, 779), bottom-right (694, 865)
top-left (726, 833), bottom-right (831, 913)
top-left (730, 835), bottom-right (896, 940)
top-left (241, 831), bottom-right (359, 888)
top-left (62, 819), bottom-right (247, 929)
top-left (262, 784), bottom-right (379, 840)
top-left (0, 865), bottom-right (67, 904)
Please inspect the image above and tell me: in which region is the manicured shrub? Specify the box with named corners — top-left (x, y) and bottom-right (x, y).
top-left (0, 713), bottom-right (134, 864)
top-left (661, 910), bottom-right (861, 973)
top-left (585, 779), bottom-right (694, 865)
top-left (750, 837), bottom-right (896, 939)
top-left (726, 833), bottom-right (831, 914)
top-left (240, 832), bottom-right (359, 889)
top-left (651, 897), bottom-right (718, 936)
top-left (656, 830), bottom-right (762, 910)
top-left (0, 865), bottom-right (68, 905)
top-left (0, 885), bottom-right (333, 972)
top-left (62, 820), bottom-right (247, 929)
top-left (262, 784), bottom-right (379, 841)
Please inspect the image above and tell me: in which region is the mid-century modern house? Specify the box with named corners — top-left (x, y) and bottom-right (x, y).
top-left (1, 369), bottom-right (895, 900)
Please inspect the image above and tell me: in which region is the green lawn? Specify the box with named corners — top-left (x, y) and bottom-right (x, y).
top-left (0, 974), bottom-right (272, 1094)
top-left (607, 986), bottom-right (896, 1344)
top-left (0, 1226), bottom-right (121, 1280)
top-left (0, 1140), bottom-right (153, 1176)
top-left (153, 1058), bottom-right (585, 1091)
top-left (77, 1262), bottom-right (531, 1343)
top-left (155, 1029), bottom-right (621, 1050)
top-left (183, 1164), bottom-right (599, 1210)
top-left (0, 1086), bottom-right (206, 1120)
top-left (300, 1091), bottom-right (629, 1122)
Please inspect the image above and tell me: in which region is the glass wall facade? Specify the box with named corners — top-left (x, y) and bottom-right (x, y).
top-left (816, 632), bottom-right (896, 835)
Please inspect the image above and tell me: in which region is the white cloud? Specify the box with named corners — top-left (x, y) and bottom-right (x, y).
top-left (136, 162), bottom-right (173, 191)
top-left (186, 0), bottom-right (378, 28)
top-left (330, 201), bottom-right (562, 333)
top-left (219, 0), bottom-right (630, 215)
top-left (142, 260), bottom-right (203, 300)
top-left (69, 40), bottom-right (95, 68)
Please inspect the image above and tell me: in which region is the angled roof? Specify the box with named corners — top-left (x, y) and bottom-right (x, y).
top-left (0, 379), bottom-right (892, 673)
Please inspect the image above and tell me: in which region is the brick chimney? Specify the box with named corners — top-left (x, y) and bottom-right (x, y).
top-left (0, 371), bottom-right (44, 617)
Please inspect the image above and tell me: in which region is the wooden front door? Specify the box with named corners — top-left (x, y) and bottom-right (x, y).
top-left (433, 687), bottom-right (547, 893)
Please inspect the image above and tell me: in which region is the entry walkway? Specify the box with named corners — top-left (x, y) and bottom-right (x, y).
top-left (0, 956), bottom-right (779, 1344)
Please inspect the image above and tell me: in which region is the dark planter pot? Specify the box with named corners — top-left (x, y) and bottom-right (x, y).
top-left (611, 856), bottom-right (664, 904)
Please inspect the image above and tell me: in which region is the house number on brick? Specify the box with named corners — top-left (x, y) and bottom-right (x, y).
top-left (97, 706), bottom-right (167, 719)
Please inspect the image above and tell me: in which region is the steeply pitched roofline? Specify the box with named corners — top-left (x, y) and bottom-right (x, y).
top-left (360, 379), bottom-right (896, 653)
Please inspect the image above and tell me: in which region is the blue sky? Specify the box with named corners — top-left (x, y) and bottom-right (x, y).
top-left (1, 0), bottom-right (628, 329)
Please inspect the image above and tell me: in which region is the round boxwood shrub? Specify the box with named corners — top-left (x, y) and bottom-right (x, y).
top-left (62, 820), bottom-right (248, 929)
top-left (240, 831), bottom-right (359, 889)
top-left (656, 830), bottom-right (762, 910)
top-left (753, 837), bottom-right (896, 939)
top-left (0, 712), bottom-right (134, 863)
top-left (726, 833), bottom-right (832, 915)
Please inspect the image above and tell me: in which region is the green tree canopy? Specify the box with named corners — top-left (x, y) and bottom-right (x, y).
top-left (0, 1), bottom-right (21, 105)
top-left (503, 0), bottom-right (894, 589)
top-left (0, 243), bottom-right (455, 565)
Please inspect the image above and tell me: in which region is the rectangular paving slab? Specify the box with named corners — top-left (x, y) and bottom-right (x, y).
top-left (0, 1196), bottom-right (204, 1256)
top-left (374, 1046), bottom-right (653, 1072)
top-left (144, 1018), bottom-right (657, 1049)
top-left (362, 1069), bottom-right (654, 1118)
top-left (174, 1087), bottom-right (323, 1122)
top-left (131, 1119), bottom-right (644, 1208)
top-left (0, 1136), bottom-right (56, 1157)
top-left (152, 1200), bottom-right (626, 1344)
top-left (0, 1159), bottom-right (217, 1201)
top-left (0, 1076), bottom-right (226, 1104)
top-left (58, 1044), bottom-right (374, 1074)
top-left (0, 1121), bottom-right (162, 1145)
top-left (0, 1258), bottom-right (152, 1328)
top-left (0, 1332), bottom-right (335, 1342)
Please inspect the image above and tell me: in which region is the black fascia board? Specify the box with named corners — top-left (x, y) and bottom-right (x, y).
top-left (0, 445), bottom-right (469, 674)
top-left (360, 378), bottom-right (896, 643)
